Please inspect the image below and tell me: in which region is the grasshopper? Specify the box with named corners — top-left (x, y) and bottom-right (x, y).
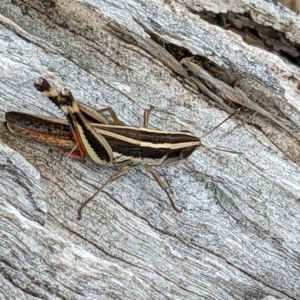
top-left (32, 78), bottom-right (238, 219)
top-left (6, 78), bottom-right (238, 219)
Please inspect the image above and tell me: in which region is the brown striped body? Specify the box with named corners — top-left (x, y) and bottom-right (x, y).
top-left (5, 111), bottom-right (200, 166)
top-left (32, 78), bottom-right (202, 167)
top-left (92, 124), bottom-right (200, 165)
top-left (43, 83), bottom-right (201, 166)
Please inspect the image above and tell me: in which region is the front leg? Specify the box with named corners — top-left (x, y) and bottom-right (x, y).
top-left (96, 107), bottom-right (122, 125)
top-left (143, 105), bottom-right (154, 128)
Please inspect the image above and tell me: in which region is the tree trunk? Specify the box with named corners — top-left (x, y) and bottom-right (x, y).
top-left (0, 0), bottom-right (300, 299)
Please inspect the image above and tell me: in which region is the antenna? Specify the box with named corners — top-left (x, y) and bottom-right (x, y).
top-left (200, 109), bottom-right (240, 139)
top-left (202, 145), bottom-right (243, 155)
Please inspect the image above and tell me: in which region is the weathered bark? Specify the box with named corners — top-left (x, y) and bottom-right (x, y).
top-left (0, 0), bottom-right (300, 299)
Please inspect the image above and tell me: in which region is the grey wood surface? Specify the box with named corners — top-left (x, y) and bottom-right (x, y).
top-left (0, 0), bottom-right (300, 299)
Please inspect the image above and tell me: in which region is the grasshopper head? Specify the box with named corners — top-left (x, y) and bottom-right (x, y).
top-left (34, 77), bottom-right (61, 108)
top-left (180, 145), bottom-right (199, 160)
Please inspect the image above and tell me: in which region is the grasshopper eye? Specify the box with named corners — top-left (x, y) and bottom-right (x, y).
top-left (34, 77), bottom-right (51, 92)
top-left (60, 88), bottom-right (74, 105)
top-left (61, 88), bottom-right (71, 97)
top-left (180, 146), bottom-right (197, 159)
